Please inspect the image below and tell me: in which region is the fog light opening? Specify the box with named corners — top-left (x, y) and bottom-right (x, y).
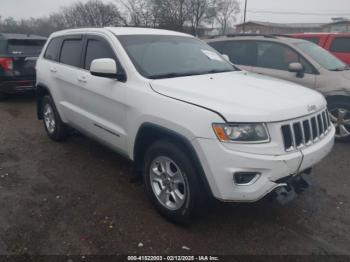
top-left (233, 172), bottom-right (261, 185)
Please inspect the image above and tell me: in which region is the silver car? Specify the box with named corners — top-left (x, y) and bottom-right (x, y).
top-left (207, 35), bottom-right (350, 141)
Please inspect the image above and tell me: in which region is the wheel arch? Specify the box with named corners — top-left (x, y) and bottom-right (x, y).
top-left (132, 122), bottom-right (213, 197)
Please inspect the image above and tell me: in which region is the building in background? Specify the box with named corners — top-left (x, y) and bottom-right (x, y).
top-left (323, 18), bottom-right (350, 32)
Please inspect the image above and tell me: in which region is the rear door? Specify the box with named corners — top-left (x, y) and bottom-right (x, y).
top-left (75, 34), bottom-right (128, 153)
top-left (250, 41), bottom-right (317, 88)
top-left (328, 36), bottom-right (350, 65)
top-left (55, 35), bottom-right (85, 124)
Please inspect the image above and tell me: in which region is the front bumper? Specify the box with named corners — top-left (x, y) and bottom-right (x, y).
top-left (0, 79), bottom-right (36, 94)
top-left (193, 125), bottom-right (335, 202)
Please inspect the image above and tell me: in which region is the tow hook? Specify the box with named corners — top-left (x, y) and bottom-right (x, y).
top-left (273, 174), bottom-right (311, 205)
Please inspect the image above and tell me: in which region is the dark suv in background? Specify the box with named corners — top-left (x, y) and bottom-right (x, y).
top-left (0, 33), bottom-right (47, 100)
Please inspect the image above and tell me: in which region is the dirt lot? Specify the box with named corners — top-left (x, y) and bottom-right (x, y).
top-left (0, 95), bottom-right (349, 256)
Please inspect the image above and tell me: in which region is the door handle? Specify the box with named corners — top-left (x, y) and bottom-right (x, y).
top-left (77, 76), bottom-right (87, 83)
top-left (50, 67), bottom-right (57, 73)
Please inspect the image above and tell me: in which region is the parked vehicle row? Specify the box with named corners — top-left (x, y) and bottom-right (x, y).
top-left (207, 35), bottom-right (350, 140)
top-left (0, 33), bottom-right (47, 100)
top-left (290, 32), bottom-right (350, 65)
top-left (35, 28), bottom-right (334, 223)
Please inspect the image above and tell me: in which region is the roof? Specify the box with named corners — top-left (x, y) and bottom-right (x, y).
top-left (206, 34), bottom-right (308, 45)
top-left (51, 27), bottom-right (192, 38)
top-left (0, 33), bottom-right (47, 40)
top-left (236, 21), bottom-right (325, 29)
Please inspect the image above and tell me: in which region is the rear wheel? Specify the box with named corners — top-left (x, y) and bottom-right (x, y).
top-left (328, 99), bottom-right (350, 141)
top-left (143, 140), bottom-right (209, 224)
top-left (41, 95), bottom-right (69, 141)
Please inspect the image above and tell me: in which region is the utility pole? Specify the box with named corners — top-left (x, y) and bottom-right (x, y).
top-left (243, 0), bottom-right (248, 33)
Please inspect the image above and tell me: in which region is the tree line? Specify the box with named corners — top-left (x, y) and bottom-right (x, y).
top-left (0, 0), bottom-right (240, 37)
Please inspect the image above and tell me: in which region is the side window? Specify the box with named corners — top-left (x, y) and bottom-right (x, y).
top-left (256, 41), bottom-right (314, 74)
top-left (222, 41), bottom-right (257, 66)
top-left (44, 37), bottom-right (62, 61)
top-left (84, 38), bottom-right (116, 70)
top-left (330, 37), bottom-right (350, 53)
top-left (59, 38), bottom-right (83, 68)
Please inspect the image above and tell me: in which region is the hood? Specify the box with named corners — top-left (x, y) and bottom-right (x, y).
top-left (150, 71), bottom-right (326, 122)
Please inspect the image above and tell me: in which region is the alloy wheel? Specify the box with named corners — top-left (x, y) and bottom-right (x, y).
top-left (329, 108), bottom-right (350, 138)
top-left (149, 156), bottom-right (187, 211)
top-left (43, 103), bottom-right (56, 134)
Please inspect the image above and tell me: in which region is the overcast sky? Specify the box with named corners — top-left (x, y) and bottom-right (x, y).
top-left (1, 0), bottom-right (350, 24)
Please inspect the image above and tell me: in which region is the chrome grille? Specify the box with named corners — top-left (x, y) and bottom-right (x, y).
top-left (281, 109), bottom-right (331, 152)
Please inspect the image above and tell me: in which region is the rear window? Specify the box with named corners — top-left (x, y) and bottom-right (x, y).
top-left (7, 39), bottom-right (46, 55)
top-left (59, 39), bottom-right (83, 68)
top-left (330, 37), bottom-right (350, 53)
top-left (44, 37), bottom-right (62, 61)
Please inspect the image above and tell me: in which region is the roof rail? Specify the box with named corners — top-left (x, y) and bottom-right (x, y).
top-left (225, 33), bottom-right (277, 38)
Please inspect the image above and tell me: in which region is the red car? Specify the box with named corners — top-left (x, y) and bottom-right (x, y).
top-left (290, 33), bottom-right (350, 65)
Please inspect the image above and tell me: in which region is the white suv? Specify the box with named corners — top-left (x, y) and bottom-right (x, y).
top-left (36, 27), bottom-right (335, 223)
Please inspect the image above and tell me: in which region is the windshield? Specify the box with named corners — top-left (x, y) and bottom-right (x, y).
top-left (295, 41), bottom-right (346, 71)
top-left (7, 39), bottom-right (46, 55)
top-left (117, 35), bottom-right (236, 79)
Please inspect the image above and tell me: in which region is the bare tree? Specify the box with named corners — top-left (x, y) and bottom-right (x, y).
top-left (60, 0), bottom-right (126, 28)
top-left (152, 0), bottom-right (189, 31)
top-left (120, 0), bottom-right (155, 27)
top-left (187, 0), bottom-right (209, 36)
top-left (214, 0), bottom-right (240, 34)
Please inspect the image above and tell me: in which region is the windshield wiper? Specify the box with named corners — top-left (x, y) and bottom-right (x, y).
top-left (149, 68), bottom-right (235, 79)
top-left (202, 69), bottom-right (235, 74)
top-left (148, 72), bottom-right (199, 79)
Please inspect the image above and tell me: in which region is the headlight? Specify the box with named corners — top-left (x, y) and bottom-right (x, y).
top-left (212, 123), bottom-right (269, 143)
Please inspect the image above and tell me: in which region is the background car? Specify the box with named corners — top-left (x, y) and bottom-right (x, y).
top-left (290, 33), bottom-right (350, 65)
top-left (207, 35), bottom-right (350, 141)
top-left (0, 33), bottom-right (47, 101)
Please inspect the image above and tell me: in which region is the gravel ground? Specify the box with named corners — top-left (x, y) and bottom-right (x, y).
top-left (0, 95), bottom-right (349, 256)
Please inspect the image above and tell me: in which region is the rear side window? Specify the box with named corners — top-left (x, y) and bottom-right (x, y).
top-left (221, 41), bottom-right (257, 66)
top-left (330, 37), bottom-right (350, 53)
top-left (59, 38), bottom-right (83, 68)
top-left (84, 38), bottom-right (116, 70)
top-left (301, 37), bottom-right (320, 45)
top-left (44, 37), bottom-right (62, 61)
top-left (7, 39), bottom-right (46, 55)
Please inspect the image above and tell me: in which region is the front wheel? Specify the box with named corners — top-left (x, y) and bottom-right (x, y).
top-left (143, 140), bottom-right (208, 224)
top-left (328, 100), bottom-right (350, 142)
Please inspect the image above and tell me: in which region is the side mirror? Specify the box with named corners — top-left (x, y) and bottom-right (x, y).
top-left (288, 62), bottom-right (304, 78)
top-left (221, 54), bottom-right (230, 62)
top-left (90, 58), bottom-right (118, 79)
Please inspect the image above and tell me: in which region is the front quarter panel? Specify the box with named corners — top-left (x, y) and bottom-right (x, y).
top-left (125, 80), bottom-right (224, 160)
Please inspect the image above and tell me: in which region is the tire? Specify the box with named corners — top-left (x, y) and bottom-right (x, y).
top-left (41, 95), bottom-right (69, 141)
top-left (143, 140), bottom-right (209, 224)
top-left (328, 98), bottom-right (350, 142)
